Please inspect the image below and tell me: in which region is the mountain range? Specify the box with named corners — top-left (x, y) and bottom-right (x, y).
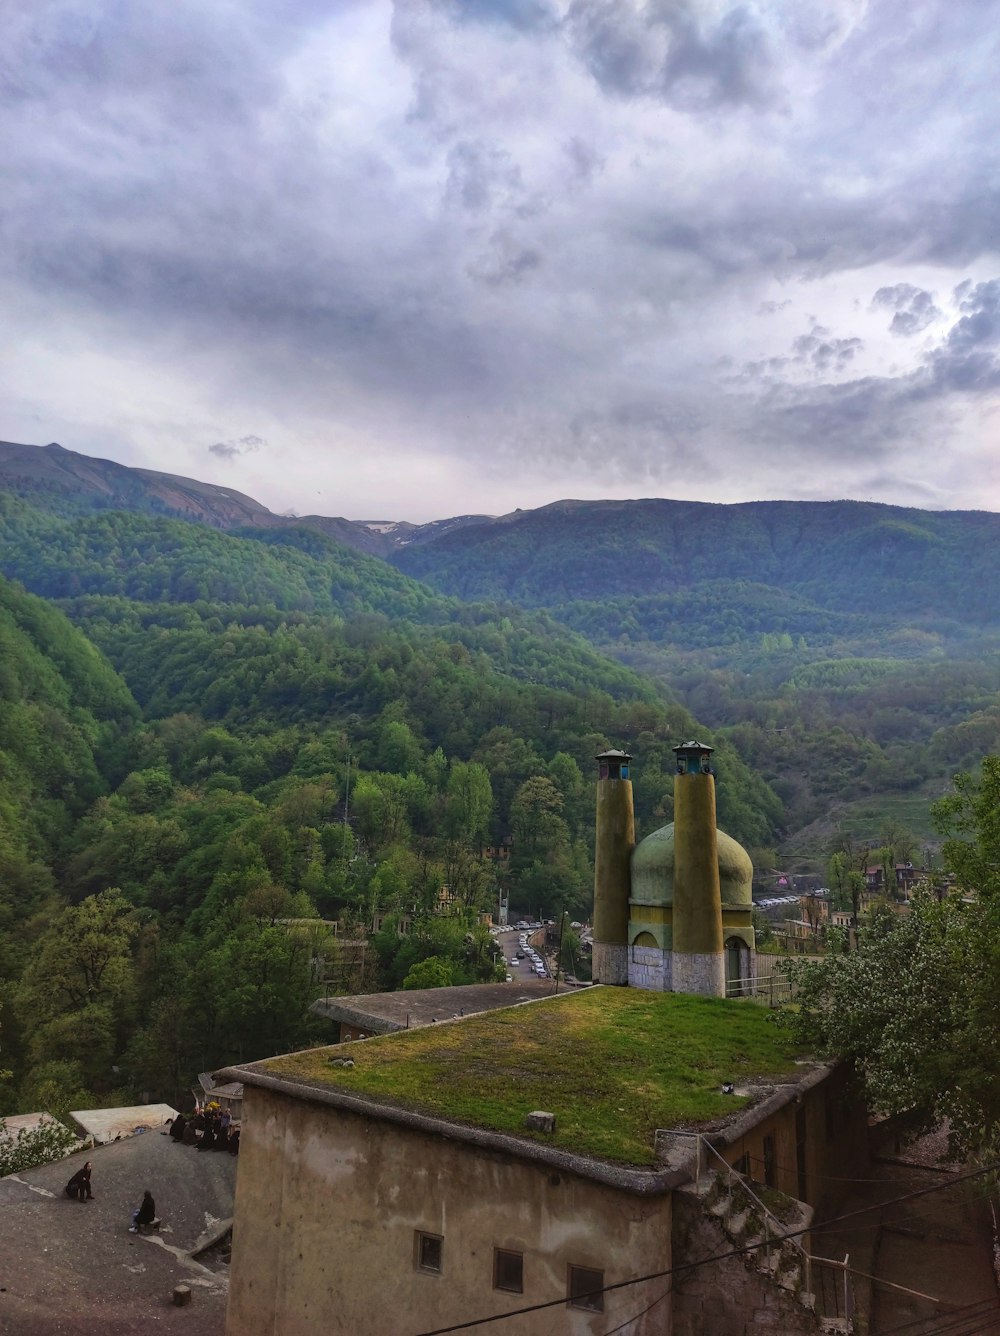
top-left (3, 438), bottom-right (999, 640)
top-left (3, 436), bottom-right (1000, 854)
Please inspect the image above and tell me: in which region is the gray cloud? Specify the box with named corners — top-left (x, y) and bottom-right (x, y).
top-left (565, 0), bottom-right (776, 110)
top-left (209, 435), bottom-right (267, 459)
top-left (790, 332), bottom-right (864, 373)
top-left (1, 0), bottom-right (1000, 518)
top-left (735, 287), bottom-right (1000, 478)
top-left (741, 323), bottom-right (864, 382)
top-left (445, 0), bottom-right (558, 32)
top-left (446, 140), bottom-right (525, 214)
top-left (872, 284), bottom-right (941, 337)
top-left (925, 280), bottom-right (1000, 393)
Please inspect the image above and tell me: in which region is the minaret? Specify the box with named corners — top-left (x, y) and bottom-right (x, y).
top-left (671, 741), bottom-right (725, 997)
top-left (592, 748), bottom-right (634, 986)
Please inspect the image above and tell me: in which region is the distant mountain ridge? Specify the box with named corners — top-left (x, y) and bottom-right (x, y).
top-left (3, 438), bottom-right (1000, 634)
top-left (391, 494), bottom-right (1000, 627)
top-left (0, 440), bottom-right (496, 557)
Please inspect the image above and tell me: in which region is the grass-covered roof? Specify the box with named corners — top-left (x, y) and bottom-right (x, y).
top-left (259, 987), bottom-right (811, 1166)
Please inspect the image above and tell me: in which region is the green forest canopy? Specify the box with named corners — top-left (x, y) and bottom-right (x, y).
top-left (2, 483), bottom-right (1000, 1123)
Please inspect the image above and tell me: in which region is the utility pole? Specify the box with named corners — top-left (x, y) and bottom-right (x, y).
top-left (554, 911), bottom-right (567, 992)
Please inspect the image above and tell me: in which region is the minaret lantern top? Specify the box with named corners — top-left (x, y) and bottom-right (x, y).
top-left (673, 741), bottom-right (714, 775)
top-left (596, 748), bottom-right (631, 781)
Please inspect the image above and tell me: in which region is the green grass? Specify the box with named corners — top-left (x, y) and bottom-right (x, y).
top-left (262, 989), bottom-right (809, 1166)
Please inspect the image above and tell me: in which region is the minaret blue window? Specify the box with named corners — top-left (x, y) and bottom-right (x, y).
top-left (673, 741), bottom-right (714, 775)
top-left (596, 749), bottom-right (632, 781)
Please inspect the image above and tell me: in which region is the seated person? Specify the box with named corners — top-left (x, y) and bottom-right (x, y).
top-left (65, 1161), bottom-right (93, 1201)
top-left (130, 1190), bottom-right (156, 1233)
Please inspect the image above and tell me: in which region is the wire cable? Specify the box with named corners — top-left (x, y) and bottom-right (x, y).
top-left (598, 1282), bottom-right (672, 1336)
top-left (412, 1159), bottom-right (1000, 1335)
top-left (869, 1296), bottom-right (1000, 1336)
top-left (873, 1300), bottom-right (1000, 1336)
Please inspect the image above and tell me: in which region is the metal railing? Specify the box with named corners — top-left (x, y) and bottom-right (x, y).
top-left (725, 970), bottom-right (795, 1004)
top-left (813, 1254), bottom-right (854, 1329)
top-left (664, 1131), bottom-right (857, 1328)
top-left (672, 1131), bottom-right (815, 1296)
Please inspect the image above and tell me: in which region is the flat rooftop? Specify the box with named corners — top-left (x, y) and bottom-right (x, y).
top-left (237, 988), bottom-right (812, 1168)
top-left (0, 1121), bottom-right (236, 1335)
top-left (310, 978), bottom-right (558, 1033)
top-left (70, 1103), bottom-right (178, 1144)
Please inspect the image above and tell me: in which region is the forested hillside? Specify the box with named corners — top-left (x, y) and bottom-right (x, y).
top-left (0, 496), bottom-right (777, 1117)
top-left (5, 443), bottom-right (999, 854)
top-left (3, 445), bottom-right (1000, 1119)
top-left (392, 497), bottom-right (1000, 627)
top-left (390, 499), bottom-right (1000, 848)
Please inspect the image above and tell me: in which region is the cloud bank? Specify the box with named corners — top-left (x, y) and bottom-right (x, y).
top-left (1, 0), bottom-right (998, 519)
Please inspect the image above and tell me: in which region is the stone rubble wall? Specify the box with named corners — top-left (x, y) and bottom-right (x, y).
top-left (671, 1186), bottom-right (823, 1336)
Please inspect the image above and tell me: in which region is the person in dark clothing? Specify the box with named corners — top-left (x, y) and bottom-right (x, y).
top-left (169, 1113), bottom-right (187, 1142)
top-left (65, 1162), bottom-right (93, 1201)
top-left (130, 1190), bottom-right (156, 1232)
top-left (227, 1128), bottom-right (240, 1155)
top-left (198, 1122), bottom-right (217, 1151)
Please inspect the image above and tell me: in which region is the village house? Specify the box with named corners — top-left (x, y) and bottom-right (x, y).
top-left (221, 989), bottom-right (866, 1336)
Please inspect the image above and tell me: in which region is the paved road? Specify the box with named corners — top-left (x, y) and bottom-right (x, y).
top-left (496, 926), bottom-right (550, 981)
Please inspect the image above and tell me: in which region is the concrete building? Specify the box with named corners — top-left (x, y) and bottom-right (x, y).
top-left (221, 990), bottom-right (866, 1336)
top-left (593, 743), bottom-right (756, 998)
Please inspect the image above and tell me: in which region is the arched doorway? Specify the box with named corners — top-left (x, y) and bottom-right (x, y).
top-left (725, 937), bottom-right (750, 997)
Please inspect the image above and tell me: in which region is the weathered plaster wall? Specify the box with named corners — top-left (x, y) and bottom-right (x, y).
top-left (672, 950), bottom-right (726, 998)
top-left (226, 1086), bottom-right (673, 1336)
top-left (592, 941), bottom-right (629, 986)
top-left (718, 1065), bottom-right (868, 1218)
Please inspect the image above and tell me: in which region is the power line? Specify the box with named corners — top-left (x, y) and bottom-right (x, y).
top-left (599, 1283), bottom-right (671, 1336)
top-left (872, 1298), bottom-right (1000, 1336)
top-left (412, 1160), bottom-right (1000, 1335)
top-left (872, 1298), bottom-right (998, 1335)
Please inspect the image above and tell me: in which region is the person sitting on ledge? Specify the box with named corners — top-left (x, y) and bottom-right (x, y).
top-left (65, 1162), bottom-right (93, 1201)
top-left (129, 1190), bottom-right (156, 1233)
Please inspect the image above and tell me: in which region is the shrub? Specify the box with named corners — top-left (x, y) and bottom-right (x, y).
top-left (0, 1118), bottom-right (78, 1177)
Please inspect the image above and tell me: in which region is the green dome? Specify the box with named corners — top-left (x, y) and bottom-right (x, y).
top-left (630, 822), bottom-right (753, 909)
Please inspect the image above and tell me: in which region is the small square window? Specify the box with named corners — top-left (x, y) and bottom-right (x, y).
top-left (493, 1249), bottom-right (523, 1293)
top-left (567, 1264), bottom-right (604, 1312)
top-left (415, 1231), bottom-right (443, 1274)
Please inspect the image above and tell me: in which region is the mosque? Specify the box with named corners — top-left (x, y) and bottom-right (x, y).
top-left (592, 741), bottom-right (755, 997)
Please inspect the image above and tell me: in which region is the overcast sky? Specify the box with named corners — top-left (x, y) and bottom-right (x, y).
top-left (3, 0), bottom-right (1000, 522)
